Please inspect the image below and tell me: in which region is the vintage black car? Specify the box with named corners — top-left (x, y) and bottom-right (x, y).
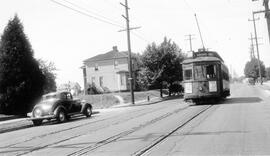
top-left (27, 91), bottom-right (92, 126)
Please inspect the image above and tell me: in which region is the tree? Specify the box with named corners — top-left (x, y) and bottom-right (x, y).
top-left (141, 37), bottom-right (185, 96)
top-left (58, 81), bottom-right (82, 96)
top-left (38, 59), bottom-right (57, 94)
top-left (244, 58), bottom-right (266, 81)
top-left (0, 15), bottom-right (45, 115)
top-left (266, 67), bottom-right (270, 80)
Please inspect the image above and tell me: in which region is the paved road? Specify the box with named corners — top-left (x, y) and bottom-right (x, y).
top-left (0, 83), bottom-right (270, 155)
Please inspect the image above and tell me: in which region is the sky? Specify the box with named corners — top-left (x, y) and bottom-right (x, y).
top-left (0, 0), bottom-right (270, 88)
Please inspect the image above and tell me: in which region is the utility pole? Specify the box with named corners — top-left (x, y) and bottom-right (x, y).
top-left (249, 14), bottom-right (262, 84)
top-left (120, 0), bottom-right (134, 104)
top-left (263, 0), bottom-right (270, 43)
top-left (249, 33), bottom-right (255, 59)
top-left (252, 0), bottom-right (270, 43)
top-left (185, 34), bottom-right (195, 52)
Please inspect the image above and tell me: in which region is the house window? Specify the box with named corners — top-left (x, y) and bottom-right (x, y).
top-left (91, 77), bottom-right (95, 84)
top-left (99, 76), bottom-right (103, 87)
top-left (120, 74), bottom-right (125, 86)
top-left (94, 63), bottom-right (98, 71)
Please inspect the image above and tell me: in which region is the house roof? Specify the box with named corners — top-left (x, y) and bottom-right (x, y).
top-left (84, 46), bottom-right (133, 63)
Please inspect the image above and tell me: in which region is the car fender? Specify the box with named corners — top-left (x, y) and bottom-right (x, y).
top-left (81, 102), bottom-right (92, 112)
top-left (53, 105), bottom-right (67, 116)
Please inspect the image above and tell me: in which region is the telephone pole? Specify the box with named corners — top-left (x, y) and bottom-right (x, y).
top-left (252, 0), bottom-right (270, 43)
top-left (249, 33), bottom-right (255, 59)
top-left (120, 0), bottom-right (134, 104)
top-left (249, 14), bottom-right (262, 84)
top-left (263, 0), bottom-right (270, 43)
top-left (185, 34), bottom-right (195, 52)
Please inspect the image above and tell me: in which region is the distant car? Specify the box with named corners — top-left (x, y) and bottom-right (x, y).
top-left (27, 91), bottom-right (92, 126)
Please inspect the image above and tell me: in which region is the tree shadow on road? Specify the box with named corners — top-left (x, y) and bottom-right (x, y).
top-left (221, 97), bottom-right (262, 105)
top-left (191, 97), bottom-right (263, 106)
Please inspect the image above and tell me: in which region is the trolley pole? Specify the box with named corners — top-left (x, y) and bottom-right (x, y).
top-left (120, 0), bottom-right (135, 104)
top-left (249, 13), bottom-right (262, 84)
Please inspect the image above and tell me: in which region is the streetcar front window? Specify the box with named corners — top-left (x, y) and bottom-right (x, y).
top-left (206, 65), bottom-right (216, 79)
top-left (194, 64), bottom-right (216, 80)
top-left (184, 69), bottom-right (192, 80)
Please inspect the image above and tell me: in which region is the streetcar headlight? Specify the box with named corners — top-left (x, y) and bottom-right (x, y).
top-left (209, 81), bottom-right (217, 92)
top-left (185, 83), bottom-right (192, 93)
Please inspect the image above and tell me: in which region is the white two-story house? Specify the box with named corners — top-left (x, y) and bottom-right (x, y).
top-left (82, 46), bottom-right (137, 93)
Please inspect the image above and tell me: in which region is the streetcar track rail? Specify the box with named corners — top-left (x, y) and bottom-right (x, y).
top-left (2, 107), bottom-right (151, 148)
top-left (68, 106), bottom-right (189, 156)
top-left (7, 103), bottom-right (187, 156)
top-left (133, 105), bottom-right (213, 156)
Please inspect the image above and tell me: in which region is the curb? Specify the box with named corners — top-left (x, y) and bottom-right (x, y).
top-left (0, 115), bottom-right (22, 122)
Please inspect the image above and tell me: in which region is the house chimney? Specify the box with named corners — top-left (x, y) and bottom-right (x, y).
top-left (112, 46), bottom-right (118, 52)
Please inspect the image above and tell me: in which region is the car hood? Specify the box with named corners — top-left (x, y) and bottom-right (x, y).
top-left (35, 98), bottom-right (59, 107)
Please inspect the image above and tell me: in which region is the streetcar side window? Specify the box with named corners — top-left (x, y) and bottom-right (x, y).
top-left (184, 69), bottom-right (192, 80)
top-left (206, 65), bottom-right (216, 79)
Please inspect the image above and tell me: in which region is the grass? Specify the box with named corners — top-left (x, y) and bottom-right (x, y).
top-left (78, 90), bottom-right (166, 109)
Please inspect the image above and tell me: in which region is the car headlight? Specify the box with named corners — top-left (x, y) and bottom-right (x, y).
top-left (34, 108), bottom-right (42, 117)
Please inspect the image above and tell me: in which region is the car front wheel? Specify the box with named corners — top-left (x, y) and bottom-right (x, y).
top-left (57, 109), bottom-right (67, 123)
top-left (84, 105), bottom-right (92, 117)
top-left (32, 119), bottom-right (43, 126)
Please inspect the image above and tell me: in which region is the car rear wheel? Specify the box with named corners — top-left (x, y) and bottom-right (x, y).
top-left (84, 105), bottom-right (92, 117)
top-left (57, 109), bottom-right (67, 123)
top-left (32, 120), bottom-right (43, 126)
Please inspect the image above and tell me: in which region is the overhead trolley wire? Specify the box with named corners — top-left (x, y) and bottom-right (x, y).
top-left (62, 0), bottom-right (123, 26)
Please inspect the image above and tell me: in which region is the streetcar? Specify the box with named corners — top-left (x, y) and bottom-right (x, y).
top-left (182, 49), bottom-right (230, 104)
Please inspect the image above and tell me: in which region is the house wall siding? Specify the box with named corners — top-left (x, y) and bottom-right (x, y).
top-left (85, 57), bottom-right (129, 92)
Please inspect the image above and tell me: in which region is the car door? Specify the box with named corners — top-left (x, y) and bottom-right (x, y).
top-left (68, 93), bottom-right (82, 113)
top-left (65, 92), bottom-right (76, 113)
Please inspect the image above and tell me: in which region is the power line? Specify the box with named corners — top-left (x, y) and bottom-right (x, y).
top-left (50, 0), bottom-right (150, 43)
top-left (50, 0), bottom-right (124, 28)
top-left (131, 32), bottom-right (150, 43)
top-left (62, 0), bottom-right (122, 25)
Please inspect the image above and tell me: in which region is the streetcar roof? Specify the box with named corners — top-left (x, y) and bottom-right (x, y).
top-left (183, 50), bottom-right (224, 64)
